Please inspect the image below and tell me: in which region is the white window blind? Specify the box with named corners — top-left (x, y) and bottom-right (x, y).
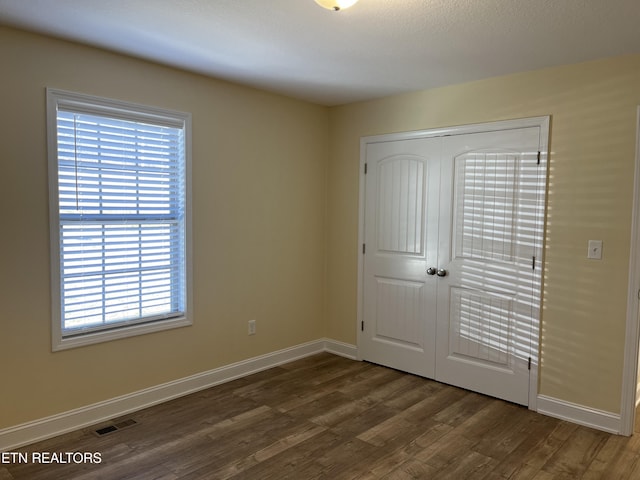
top-left (47, 89), bottom-right (192, 349)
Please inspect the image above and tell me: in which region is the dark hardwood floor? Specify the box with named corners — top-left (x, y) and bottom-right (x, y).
top-left (2, 353), bottom-right (640, 479)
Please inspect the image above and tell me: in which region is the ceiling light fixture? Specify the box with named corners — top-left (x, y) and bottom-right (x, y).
top-left (314, 0), bottom-right (359, 11)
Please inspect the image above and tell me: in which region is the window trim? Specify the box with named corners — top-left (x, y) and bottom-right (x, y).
top-left (46, 88), bottom-right (193, 351)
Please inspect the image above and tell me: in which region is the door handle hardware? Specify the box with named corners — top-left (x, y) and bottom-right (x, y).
top-left (436, 268), bottom-right (448, 277)
top-left (426, 267), bottom-right (437, 276)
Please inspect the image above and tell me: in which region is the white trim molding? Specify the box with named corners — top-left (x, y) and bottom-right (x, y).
top-left (324, 339), bottom-right (358, 359)
top-left (537, 395), bottom-right (622, 434)
top-left (0, 338), bottom-right (356, 451)
top-left (621, 105), bottom-right (640, 435)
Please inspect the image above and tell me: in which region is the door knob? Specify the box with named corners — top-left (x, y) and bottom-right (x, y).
top-left (436, 268), bottom-right (448, 277)
top-left (426, 267), bottom-right (437, 276)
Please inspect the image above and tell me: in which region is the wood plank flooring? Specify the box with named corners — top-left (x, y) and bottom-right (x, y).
top-left (3, 353), bottom-right (640, 479)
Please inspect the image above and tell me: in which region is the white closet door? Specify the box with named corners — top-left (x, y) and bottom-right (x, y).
top-left (359, 137), bottom-right (441, 378)
top-left (359, 120), bottom-right (546, 407)
top-left (434, 127), bottom-right (542, 405)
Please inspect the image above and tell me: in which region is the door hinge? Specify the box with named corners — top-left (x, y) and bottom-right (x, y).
top-left (361, 321), bottom-right (364, 332)
top-left (532, 256), bottom-right (536, 270)
top-left (364, 163), bottom-right (368, 174)
top-left (537, 151), bottom-right (541, 165)
top-left (528, 357), bottom-right (532, 370)
top-left (363, 243), bottom-right (366, 254)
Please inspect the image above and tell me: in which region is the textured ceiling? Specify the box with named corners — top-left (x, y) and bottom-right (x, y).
top-left (0, 0), bottom-right (639, 105)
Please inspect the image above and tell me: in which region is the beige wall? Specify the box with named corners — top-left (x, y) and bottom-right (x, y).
top-left (326, 54), bottom-right (640, 413)
top-left (2, 23), bottom-right (640, 432)
top-left (0, 27), bottom-right (329, 429)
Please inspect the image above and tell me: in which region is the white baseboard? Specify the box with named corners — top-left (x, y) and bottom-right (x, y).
top-left (536, 395), bottom-right (622, 435)
top-left (324, 338), bottom-right (358, 359)
top-left (4, 343), bottom-right (629, 451)
top-left (0, 338), bottom-right (357, 451)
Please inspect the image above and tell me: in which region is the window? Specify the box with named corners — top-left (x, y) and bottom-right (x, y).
top-left (47, 89), bottom-right (192, 350)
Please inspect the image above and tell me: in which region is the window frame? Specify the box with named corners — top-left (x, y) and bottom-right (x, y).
top-left (46, 88), bottom-right (193, 351)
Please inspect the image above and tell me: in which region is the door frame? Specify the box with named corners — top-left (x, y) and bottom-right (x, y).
top-left (356, 116), bottom-right (550, 410)
top-left (621, 106), bottom-right (640, 436)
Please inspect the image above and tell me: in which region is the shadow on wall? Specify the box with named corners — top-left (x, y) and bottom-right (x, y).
top-left (539, 97), bottom-right (631, 409)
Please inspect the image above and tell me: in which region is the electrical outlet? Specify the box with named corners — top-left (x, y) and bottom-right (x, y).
top-left (248, 319), bottom-right (256, 335)
top-left (587, 240), bottom-right (603, 260)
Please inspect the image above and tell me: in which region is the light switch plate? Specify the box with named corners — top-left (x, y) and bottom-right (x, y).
top-left (588, 240), bottom-right (603, 260)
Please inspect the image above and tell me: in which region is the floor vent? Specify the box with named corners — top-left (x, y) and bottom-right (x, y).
top-left (93, 419), bottom-right (137, 437)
